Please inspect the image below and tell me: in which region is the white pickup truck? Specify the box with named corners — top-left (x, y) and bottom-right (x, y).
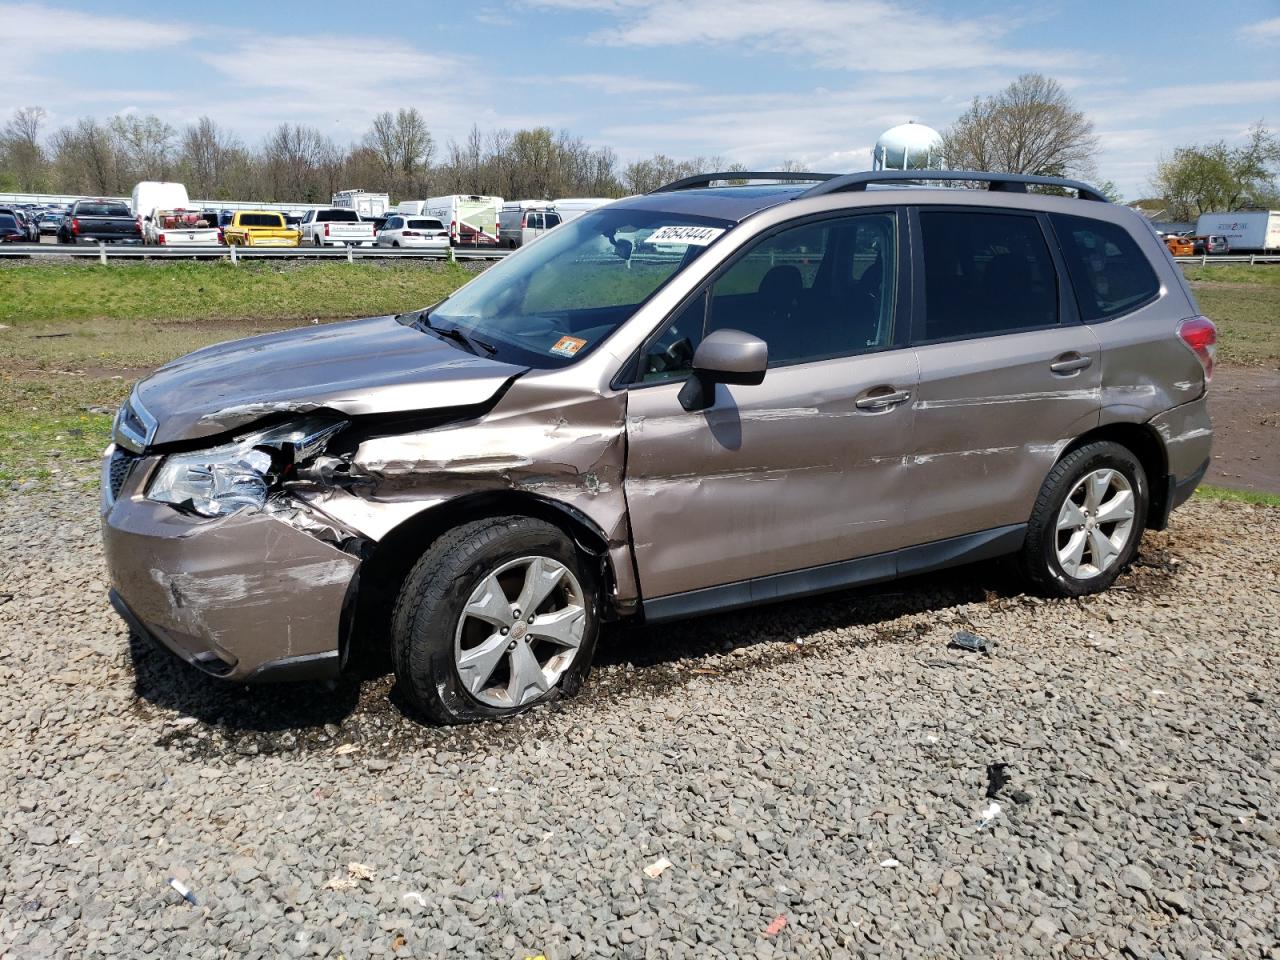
top-left (143, 209), bottom-right (221, 246)
top-left (299, 208), bottom-right (376, 247)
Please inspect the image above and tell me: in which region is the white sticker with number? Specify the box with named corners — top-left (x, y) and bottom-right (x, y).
top-left (645, 225), bottom-right (725, 246)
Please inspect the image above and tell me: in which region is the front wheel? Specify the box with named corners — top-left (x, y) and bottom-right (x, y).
top-left (1018, 441), bottom-right (1148, 597)
top-left (391, 516), bottom-right (600, 724)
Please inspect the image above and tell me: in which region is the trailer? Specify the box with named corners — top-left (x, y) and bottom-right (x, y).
top-left (421, 195), bottom-right (503, 246)
top-left (1194, 210), bottom-right (1280, 252)
top-left (331, 190), bottom-right (391, 218)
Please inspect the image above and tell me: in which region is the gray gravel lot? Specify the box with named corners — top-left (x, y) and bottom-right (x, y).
top-left (2, 485), bottom-right (1278, 959)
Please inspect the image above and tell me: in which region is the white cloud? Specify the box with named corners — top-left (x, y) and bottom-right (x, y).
top-left (550, 73), bottom-right (698, 95)
top-left (531, 0), bottom-right (1081, 73)
top-left (1240, 16), bottom-right (1280, 43)
top-left (0, 2), bottom-right (192, 48)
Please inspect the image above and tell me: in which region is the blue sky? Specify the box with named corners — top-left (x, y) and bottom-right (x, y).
top-left (3, 0), bottom-right (1278, 198)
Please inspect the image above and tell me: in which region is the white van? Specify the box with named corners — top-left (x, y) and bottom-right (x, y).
top-left (131, 182), bottom-right (190, 222)
top-left (498, 200), bottom-right (560, 248)
top-left (423, 195), bottom-right (503, 246)
top-left (550, 198), bottom-right (612, 224)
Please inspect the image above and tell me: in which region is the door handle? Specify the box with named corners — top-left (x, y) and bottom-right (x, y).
top-left (1049, 354), bottom-right (1092, 375)
top-left (855, 388), bottom-right (911, 411)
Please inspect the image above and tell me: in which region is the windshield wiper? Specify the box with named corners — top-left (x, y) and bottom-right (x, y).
top-left (412, 312), bottom-right (497, 357)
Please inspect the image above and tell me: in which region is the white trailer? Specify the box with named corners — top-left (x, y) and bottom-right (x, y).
top-left (1194, 210), bottom-right (1280, 252)
top-left (423, 195), bottom-right (503, 246)
top-left (332, 190), bottom-right (391, 218)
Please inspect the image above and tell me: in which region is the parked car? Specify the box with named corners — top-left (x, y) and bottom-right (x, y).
top-left (498, 201), bottom-right (562, 248)
top-left (375, 215), bottom-right (450, 250)
top-left (1190, 235), bottom-right (1229, 255)
top-left (1164, 234), bottom-right (1194, 257)
top-left (0, 213), bottom-right (27, 243)
top-left (58, 199), bottom-right (142, 244)
top-left (221, 211), bottom-right (301, 247)
top-left (143, 209), bottom-right (222, 246)
top-left (38, 211), bottom-right (64, 235)
top-left (298, 208), bottom-right (376, 247)
top-left (101, 169), bottom-right (1214, 724)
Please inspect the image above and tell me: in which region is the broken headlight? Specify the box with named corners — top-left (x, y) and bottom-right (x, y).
top-left (147, 418), bottom-right (346, 518)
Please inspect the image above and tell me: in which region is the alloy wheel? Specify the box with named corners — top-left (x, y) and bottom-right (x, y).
top-left (453, 556), bottom-right (587, 708)
top-left (1056, 468), bottom-right (1136, 579)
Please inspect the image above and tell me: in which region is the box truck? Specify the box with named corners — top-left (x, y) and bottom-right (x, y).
top-left (1194, 210), bottom-right (1280, 252)
top-left (332, 190), bottom-right (390, 218)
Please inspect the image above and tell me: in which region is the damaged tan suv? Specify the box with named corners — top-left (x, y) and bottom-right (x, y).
top-left (102, 170), bottom-right (1215, 723)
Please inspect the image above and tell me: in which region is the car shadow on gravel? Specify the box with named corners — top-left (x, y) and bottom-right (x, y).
top-left (129, 537), bottom-right (1180, 756)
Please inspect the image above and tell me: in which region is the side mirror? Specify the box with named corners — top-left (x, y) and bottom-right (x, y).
top-left (677, 329), bottom-right (768, 412)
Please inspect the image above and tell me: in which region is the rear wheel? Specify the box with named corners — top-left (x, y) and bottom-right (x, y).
top-left (391, 516), bottom-right (599, 724)
top-left (1019, 441), bottom-right (1147, 597)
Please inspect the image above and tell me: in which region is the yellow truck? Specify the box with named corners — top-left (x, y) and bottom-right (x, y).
top-left (222, 211), bottom-right (301, 247)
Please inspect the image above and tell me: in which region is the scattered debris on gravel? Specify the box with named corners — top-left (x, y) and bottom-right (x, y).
top-left (2, 488), bottom-right (1278, 959)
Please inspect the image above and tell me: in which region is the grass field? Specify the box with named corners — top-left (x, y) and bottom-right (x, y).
top-left (1183, 265), bottom-right (1280, 367)
top-left (1, 259), bottom-right (1276, 489)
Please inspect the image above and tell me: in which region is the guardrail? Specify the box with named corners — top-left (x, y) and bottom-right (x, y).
top-left (1173, 254), bottom-right (1280, 265)
top-left (0, 243), bottom-right (512, 263)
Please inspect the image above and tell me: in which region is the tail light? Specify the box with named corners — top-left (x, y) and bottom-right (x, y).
top-left (71, 217), bottom-right (80, 235)
top-left (402, 230), bottom-right (419, 237)
top-left (520, 214), bottom-right (527, 228)
top-left (451, 219), bottom-right (457, 242)
top-left (217, 229), bottom-right (224, 245)
top-left (1177, 316), bottom-right (1216, 384)
top-left (324, 223), bottom-right (330, 237)
top-left (157, 233), bottom-right (166, 245)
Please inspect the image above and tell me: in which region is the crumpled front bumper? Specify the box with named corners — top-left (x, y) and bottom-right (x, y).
top-left (100, 446), bottom-right (361, 682)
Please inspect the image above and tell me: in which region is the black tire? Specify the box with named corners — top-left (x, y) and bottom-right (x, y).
top-left (391, 516), bottom-right (600, 724)
top-left (1019, 441), bottom-right (1148, 597)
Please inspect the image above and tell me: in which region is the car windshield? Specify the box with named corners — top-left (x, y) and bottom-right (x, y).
top-left (427, 207), bottom-right (732, 368)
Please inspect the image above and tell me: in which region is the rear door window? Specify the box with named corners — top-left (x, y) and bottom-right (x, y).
top-left (1051, 214), bottom-right (1160, 321)
top-left (916, 210), bottom-right (1058, 342)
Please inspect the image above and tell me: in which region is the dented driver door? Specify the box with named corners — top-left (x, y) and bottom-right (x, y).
top-left (623, 208), bottom-right (919, 603)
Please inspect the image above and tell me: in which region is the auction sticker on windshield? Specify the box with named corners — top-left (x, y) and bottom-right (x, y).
top-left (646, 225), bottom-right (725, 246)
top-left (550, 335), bottom-right (588, 358)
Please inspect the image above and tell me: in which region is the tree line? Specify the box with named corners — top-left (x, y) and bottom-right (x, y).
top-left (0, 106), bottom-right (754, 203)
top-left (1, 76), bottom-right (1275, 214)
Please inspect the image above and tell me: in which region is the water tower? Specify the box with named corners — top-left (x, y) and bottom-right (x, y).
top-left (872, 121), bottom-right (944, 171)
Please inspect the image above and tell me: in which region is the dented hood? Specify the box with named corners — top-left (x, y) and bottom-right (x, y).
top-left (136, 315), bottom-right (528, 445)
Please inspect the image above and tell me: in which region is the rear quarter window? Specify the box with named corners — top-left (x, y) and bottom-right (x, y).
top-left (1050, 214), bottom-right (1160, 322)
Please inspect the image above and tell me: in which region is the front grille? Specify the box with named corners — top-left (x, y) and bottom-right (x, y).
top-left (108, 448), bottom-right (140, 501)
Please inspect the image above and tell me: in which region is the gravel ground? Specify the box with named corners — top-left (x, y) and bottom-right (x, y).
top-left (2, 485), bottom-right (1279, 959)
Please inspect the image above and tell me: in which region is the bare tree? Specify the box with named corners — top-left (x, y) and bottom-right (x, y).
top-left (262, 123), bottom-right (334, 201)
top-left (1, 107), bottom-right (48, 190)
top-left (109, 114), bottom-right (176, 182)
top-left (177, 117), bottom-right (246, 199)
top-left (942, 74), bottom-right (1098, 180)
top-left (50, 118), bottom-right (123, 195)
top-left (365, 108), bottom-right (434, 196)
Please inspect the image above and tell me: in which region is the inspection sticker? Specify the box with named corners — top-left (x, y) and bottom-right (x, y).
top-left (550, 335), bottom-right (588, 358)
top-left (646, 225), bottom-right (725, 246)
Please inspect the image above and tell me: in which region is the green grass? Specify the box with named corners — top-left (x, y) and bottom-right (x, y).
top-left (1182, 264), bottom-right (1280, 367)
top-left (1193, 484), bottom-right (1280, 508)
top-left (0, 260), bottom-right (478, 488)
top-left (0, 260), bottom-right (474, 326)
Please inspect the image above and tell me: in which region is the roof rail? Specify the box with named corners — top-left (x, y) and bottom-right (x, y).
top-left (800, 170), bottom-right (1109, 202)
top-left (651, 171), bottom-right (838, 193)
